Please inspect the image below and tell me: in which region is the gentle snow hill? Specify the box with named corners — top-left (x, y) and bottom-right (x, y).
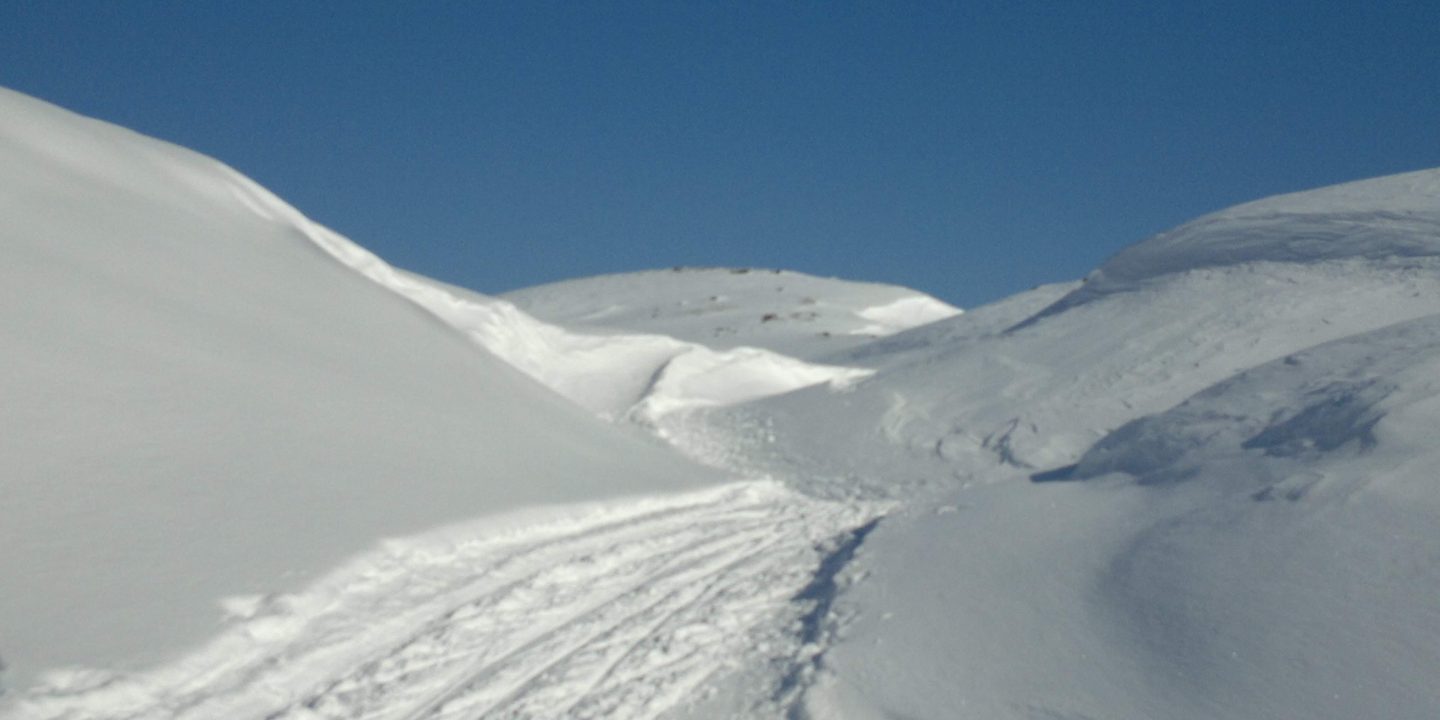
top-left (503, 267), bottom-right (961, 359)
top-left (655, 169), bottom-right (1440, 718)
top-left (1055, 315), bottom-right (1440, 719)
top-left (1024, 167), bottom-right (1440, 325)
top-left (681, 169), bottom-right (1440, 489)
top-left (0, 86), bottom-right (724, 693)
top-left (382, 270), bottom-right (873, 423)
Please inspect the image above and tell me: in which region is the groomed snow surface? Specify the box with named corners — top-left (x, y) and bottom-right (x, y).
top-left (4, 84), bottom-right (1440, 720)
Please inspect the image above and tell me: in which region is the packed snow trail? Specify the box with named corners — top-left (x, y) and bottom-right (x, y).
top-left (10, 482), bottom-right (883, 720)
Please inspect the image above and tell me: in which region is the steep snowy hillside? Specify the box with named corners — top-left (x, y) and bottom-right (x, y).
top-left (0, 87), bottom-right (743, 704)
top-left (504, 267), bottom-right (960, 359)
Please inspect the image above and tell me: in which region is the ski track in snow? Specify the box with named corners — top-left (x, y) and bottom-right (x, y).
top-left (11, 482), bottom-right (882, 720)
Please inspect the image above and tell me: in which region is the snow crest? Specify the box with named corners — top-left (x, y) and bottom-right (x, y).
top-left (195, 155), bottom-right (878, 423)
top-left (1023, 168), bottom-right (1440, 324)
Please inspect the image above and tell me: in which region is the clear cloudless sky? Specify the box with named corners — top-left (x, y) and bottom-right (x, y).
top-left (3, 1), bottom-right (1439, 307)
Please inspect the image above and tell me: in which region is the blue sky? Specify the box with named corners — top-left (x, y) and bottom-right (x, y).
top-left (4, 2), bottom-right (1438, 307)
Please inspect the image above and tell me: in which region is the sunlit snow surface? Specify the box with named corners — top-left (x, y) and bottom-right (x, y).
top-left (4, 81), bottom-right (1440, 720)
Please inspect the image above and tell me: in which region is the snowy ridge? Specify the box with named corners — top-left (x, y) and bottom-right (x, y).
top-left (504, 267), bottom-right (961, 360)
top-left (218, 172), bottom-right (875, 421)
top-left (385, 272), bottom-right (874, 423)
top-left (1025, 167), bottom-right (1440, 323)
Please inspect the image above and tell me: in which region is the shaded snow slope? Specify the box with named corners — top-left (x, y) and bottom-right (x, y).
top-left (0, 87), bottom-right (723, 693)
top-left (503, 267), bottom-right (960, 360)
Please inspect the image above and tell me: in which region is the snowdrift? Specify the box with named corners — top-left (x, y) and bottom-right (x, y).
top-left (0, 87), bottom-right (722, 693)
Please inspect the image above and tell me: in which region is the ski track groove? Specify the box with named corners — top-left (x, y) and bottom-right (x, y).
top-left (391, 527), bottom-right (783, 720)
top-left (14, 482), bottom-right (881, 720)
top-left (286, 511), bottom-right (779, 720)
top-left (435, 534), bottom-right (790, 720)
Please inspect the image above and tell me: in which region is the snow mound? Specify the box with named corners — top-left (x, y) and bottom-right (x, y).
top-left (850, 295), bottom-right (962, 336)
top-left (504, 267), bottom-right (961, 359)
top-left (1025, 167), bottom-right (1440, 323)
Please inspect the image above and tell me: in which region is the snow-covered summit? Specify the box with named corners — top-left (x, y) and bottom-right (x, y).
top-left (1027, 167), bottom-right (1440, 323)
top-left (504, 267), bottom-right (961, 359)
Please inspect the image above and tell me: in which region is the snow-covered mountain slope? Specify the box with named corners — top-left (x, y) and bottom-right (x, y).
top-left (503, 267), bottom-right (960, 359)
top-left (656, 170), bottom-right (1440, 720)
top-left (0, 87), bottom-right (734, 695)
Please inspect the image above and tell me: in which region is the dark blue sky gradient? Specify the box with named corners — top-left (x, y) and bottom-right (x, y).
top-left (4, 2), bottom-right (1438, 307)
